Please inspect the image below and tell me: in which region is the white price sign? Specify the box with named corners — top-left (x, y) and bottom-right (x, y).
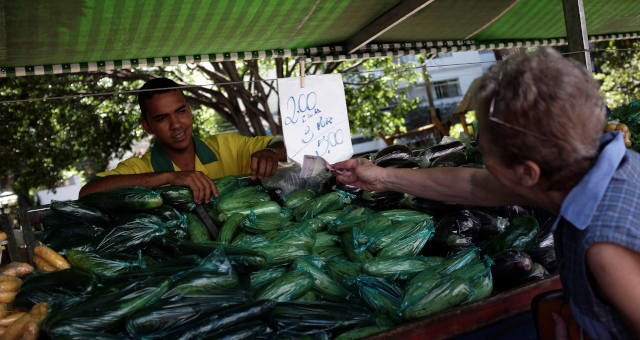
top-left (277, 73), bottom-right (353, 165)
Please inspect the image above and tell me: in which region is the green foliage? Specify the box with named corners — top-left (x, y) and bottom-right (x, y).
top-left (608, 101), bottom-right (640, 153)
top-left (449, 111), bottom-right (477, 138)
top-left (339, 59), bottom-right (421, 137)
top-left (594, 40), bottom-right (640, 108)
top-left (0, 74), bottom-right (142, 201)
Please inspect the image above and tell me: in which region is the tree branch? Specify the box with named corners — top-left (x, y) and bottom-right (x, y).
top-left (339, 59), bottom-right (366, 73)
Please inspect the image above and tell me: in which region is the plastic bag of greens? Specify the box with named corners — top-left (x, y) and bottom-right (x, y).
top-left (79, 185), bottom-right (163, 211)
top-left (163, 250), bottom-right (239, 298)
top-left (377, 209), bottom-right (433, 224)
top-left (294, 217), bottom-right (325, 233)
top-left (270, 301), bottom-right (374, 336)
top-left (255, 242), bottom-right (311, 265)
top-left (403, 270), bottom-right (443, 307)
top-left (353, 275), bottom-right (403, 320)
top-left (341, 232), bottom-right (374, 263)
top-left (157, 186), bottom-right (194, 206)
top-left (294, 256), bottom-right (350, 301)
top-left (327, 207), bottom-right (374, 234)
top-left (125, 289), bottom-right (248, 338)
top-left (313, 246), bottom-right (344, 260)
top-left (376, 224), bottom-right (434, 258)
top-left (93, 214), bottom-right (169, 254)
top-left (216, 186), bottom-right (272, 216)
top-left (13, 268), bottom-right (98, 310)
top-left (283, 188), bottom-right (317, 210)
top-left (280, 207), bottom-right (294, 225)
top-left (50, 199), bottom-right (110, 225)
top-left (435, 247), bottom-right (481, 275)
top-left (351, 214), bottom-right (392, 253)
top-left (327, 257), bottom-right (362, 287)
top-left (240, 212), bottom-right (282, 233)
top-left (369, 217), bottom-right (434, 253)
top-left (316, 210), bottom-right (344, 225)
top-left (483, 216), bottom-right (539, 256)
top-left (463, 264), bottom-right (493, 303)
top-left (294, 191), bottom-right (352, 221)
top-left (214, 175), bottom-right (240, 198)
top-left (249, 265), bottom-right (288, 293)
top-left (66, 249), bottom-right (145, 277)
top-left (255, 270), bottom-right (313, 301)
top-left (362, 256), bottom-right (443, 280)
top-left (43, 276), bottom-right (172, 337)
top-left (401, 276), bottom-right (471, 320)
top-left (314, 232), bottom-right (340, 248)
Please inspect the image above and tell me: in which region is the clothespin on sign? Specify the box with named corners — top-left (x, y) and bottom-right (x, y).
top-left (299, 58), bottom-right (305, 88)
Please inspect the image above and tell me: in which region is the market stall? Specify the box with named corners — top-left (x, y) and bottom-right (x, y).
top-left (2, 0), bottom-right (640, 339)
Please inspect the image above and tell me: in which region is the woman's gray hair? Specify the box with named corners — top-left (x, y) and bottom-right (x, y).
top-left (473, 48), bottom-right (605, 190)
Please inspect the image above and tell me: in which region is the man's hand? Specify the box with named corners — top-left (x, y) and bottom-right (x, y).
top-left (251, 148), bottom-right (280, 180)
top-left (332, 158), bottom-right (387, 192)
top-left (170, 171), bottom-right (218, 204)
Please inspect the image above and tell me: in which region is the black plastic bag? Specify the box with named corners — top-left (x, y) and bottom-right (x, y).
top-left (93, 214), bottom-right (169, 254)
top-left (270, 301), bottom-right (374, 336)
top-left (43, 276), bottom-right (172, 337)
top-left (13, 268), bottom-right (97, 310)
top-left (164, 300), bottom-right (277, 340)
top-left (432, 210), bottom-right (482, 253)
top-left (491, 250), bottom-right (536, 291)
top-left (125, 289), bottom-right (248, 338)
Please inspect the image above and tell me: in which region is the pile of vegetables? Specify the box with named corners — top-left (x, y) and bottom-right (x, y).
top-left (2, 142), bottom-right (556, 339)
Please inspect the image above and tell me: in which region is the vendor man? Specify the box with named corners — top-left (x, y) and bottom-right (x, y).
top-left (79, 78), bottom-right (286, 203)
top-left (334, 49), bottom-right (640, 339)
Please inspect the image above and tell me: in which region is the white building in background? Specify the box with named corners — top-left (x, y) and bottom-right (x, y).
top-left (404, 50), bottom-right (496, 120)
top-left (351, 51), bottom-right (496, 155)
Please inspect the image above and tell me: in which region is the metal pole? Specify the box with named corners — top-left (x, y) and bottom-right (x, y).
top-left (562, 0), bottom-right (592, 71)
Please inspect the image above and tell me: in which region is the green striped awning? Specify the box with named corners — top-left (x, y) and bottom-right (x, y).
top-left (2, 0), bottom-right (640, 77)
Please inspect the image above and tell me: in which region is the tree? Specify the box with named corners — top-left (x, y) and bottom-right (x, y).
top-left (593, 40), bottom-right (640, 108)
top-left (0, 74), bottom-right (142, 207)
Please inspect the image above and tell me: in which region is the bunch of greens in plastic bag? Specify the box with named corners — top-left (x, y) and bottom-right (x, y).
top-left (93, 214), bottom-right (170, 254)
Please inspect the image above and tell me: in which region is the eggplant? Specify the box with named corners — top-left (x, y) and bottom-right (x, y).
top-left (361, 191), bottom-right (405, 211)
top-left (528, 232), bottom-right (557, 273)
top-left (430, 151), bottom-right (467, 168)
top-left (483, 216), bottom-right (539, 256)
top-left (491, 250), bottom-right (535, 291)
top-left (424, 141), bottom-right (465, 162)
top-left (402, 196), bottom-right (462, 216)
top-left (471, 209), bottom-right (509, 240)
top-left (374, 145), bottom-right (412, 161)
top-left (432, 210), bottom-right (482, 253)
top-left (376, 157), bottom-right (421, 169)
